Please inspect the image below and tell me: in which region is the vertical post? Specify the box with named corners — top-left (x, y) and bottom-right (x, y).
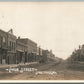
top-left (1, 37), bottom-right (2, 64)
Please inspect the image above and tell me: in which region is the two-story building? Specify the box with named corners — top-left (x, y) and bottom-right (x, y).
top-left (7, 29), bottom-right (16, 64)
top-left (0, 29), bottom-right (8, 64)
top-left (16, 37), bottom-right (28, 64)
top-left (17, 38), bottom-right (37, 62)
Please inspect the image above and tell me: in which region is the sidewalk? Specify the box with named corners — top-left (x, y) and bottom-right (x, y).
top-left (0, 62), bottom-right (38, 68)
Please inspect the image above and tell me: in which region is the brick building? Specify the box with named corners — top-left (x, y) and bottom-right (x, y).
top-left (0, 29), bottom-right (53, 64)
top-left (7, 29), bottom-right (16, 64)
top-left (17, 38), bottom-right (37, 62)
top-left (16, 37), bottom-right (28, 64)
top-left (0, 29), bottom-right (8, 64)
top-left (0, 29), bottom-right (37, 64)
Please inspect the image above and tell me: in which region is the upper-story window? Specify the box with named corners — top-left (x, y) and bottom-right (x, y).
top-left (2, 37), bottom-right (6, 47)
top-left (2, 37), bottom-right (6, 43)
top-left (10, 41), bottom-right (11, 51)
top-left (12, 42), bottom-right (13, 50)
top-left (14, 43), bottom-right (16, 51)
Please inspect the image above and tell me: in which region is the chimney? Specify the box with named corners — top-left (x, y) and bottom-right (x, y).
top-left (18, 36), bottom-right (20, 39)
top-left (8, 29), bottom-right (13, 34)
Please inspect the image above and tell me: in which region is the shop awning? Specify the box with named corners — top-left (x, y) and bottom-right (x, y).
top-left (16, 49), bottom-right (24, 52)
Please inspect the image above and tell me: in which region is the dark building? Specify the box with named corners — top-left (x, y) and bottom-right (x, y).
top-left (38, 49), bottom-right (55, 63)
top-left (41, 49), bottom-right (48, 63)
top-left (37, 46), bottom-right (43, 62)
top-left (0, 29), bottom-right (8, 64)
top-left (17, 38), bottom-right (37, 62)
top-left (16, 37), bottom-right (28, 64)
top-left (7, 29), bottom-right (16, 64)
top-left (47, 50), bottom-right (55, 59)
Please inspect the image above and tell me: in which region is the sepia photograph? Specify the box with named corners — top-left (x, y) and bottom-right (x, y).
top-left (0, 1), bottom-right (84, 81)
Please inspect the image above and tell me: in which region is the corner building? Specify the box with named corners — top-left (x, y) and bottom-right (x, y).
top-left (0, 29), bottom-right (8, 64)
top-left (7, 31), bottom-right (16, 64)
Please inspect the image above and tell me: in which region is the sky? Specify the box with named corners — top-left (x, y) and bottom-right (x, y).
top-left (0, 2), bottom-right (84, 59)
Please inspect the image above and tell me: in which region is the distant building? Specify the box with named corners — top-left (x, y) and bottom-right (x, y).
top-left (40, 49), bottom-right (48, 63)
top-left (39, 49), bottom-right (55, 63)
top-left (37, 46), bottom-right (42, 56)
top-left (47, 50), bottom-right (55, 59)
top-left (36, 46), bottom-right (43, 62)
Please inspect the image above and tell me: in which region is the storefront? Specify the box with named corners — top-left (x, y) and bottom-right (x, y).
top-left (7, 52), bottom-right (16, 64)
top-left (16, 50), bottom-right (25, 64)
top-left (0, 48), bottom-right (7, 64)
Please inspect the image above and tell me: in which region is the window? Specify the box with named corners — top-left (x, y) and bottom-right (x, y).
top-left (2, 37), bottom-right (6, 43)
top-left (14, 43), bottom-right (16, 50)
top-left (2, 37), bottom-right (6, 47)
top-left (13, 43), bottom-right (15, 51)
top-left (10, 41), bottom-right (11, 50)
top-left (12, 42), bottom-right (13, 50)
top-left (13, 42), bottom-right (16, 51)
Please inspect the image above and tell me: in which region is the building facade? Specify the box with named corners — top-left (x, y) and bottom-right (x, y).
top-left (39, 49), bottom-right (55, 63)
top-left (16, 37), bottom-right (28, 64)
top-left (0, 29), bottom-right (8, 64)
top-left (0, 29), bottom-right (56, 64)
top-left (37, 47), bottom-right (43, 62)
top-left (7, 30), bottom-right (16, 64)
top-left (39, 49), bottom-right (48, 63)
top-left (17, 38), bottom-right (37, 62)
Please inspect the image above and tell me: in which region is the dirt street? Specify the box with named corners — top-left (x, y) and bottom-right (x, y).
top-left (0, 61), bottom-right (84, 80)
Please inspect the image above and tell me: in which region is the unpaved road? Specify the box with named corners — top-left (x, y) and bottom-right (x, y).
top-left (0, 61), bottom-right (84, 80)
